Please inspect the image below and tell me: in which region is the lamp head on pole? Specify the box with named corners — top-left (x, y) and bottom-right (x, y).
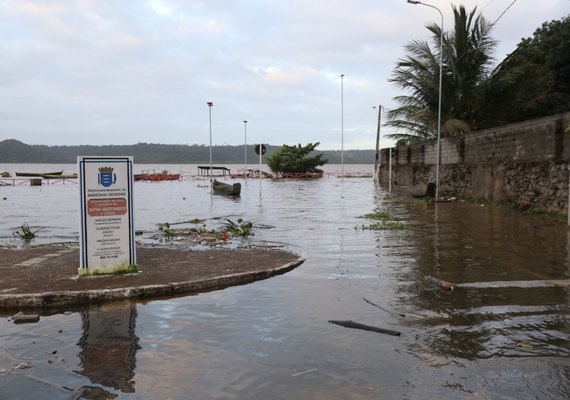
top-left (243, 120), bottom-right (247, 124)
top-left (207, 101), bottom-right (213, 107)
top-left (407, 0), bottom-right (421, 4)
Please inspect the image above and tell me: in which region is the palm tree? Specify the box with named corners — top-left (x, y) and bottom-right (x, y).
top-left (386, 5), bottom-right (496, 144)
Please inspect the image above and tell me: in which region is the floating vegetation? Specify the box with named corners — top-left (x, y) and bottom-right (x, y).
top-left (355, 211), bottom-right (405, 231)
top-left (0, 171), bottom-right (11, 178)
top-left (355, 221), bottom-right (405, 231)
top-left (358, 211), bottom-right (390, 221)
top-left (13, 223), bottom-right (41, 240)
top-left (223, 218), bottom-right (254, 237)
top-left (153, 217), bottom-right (255, 247)
top-left (158, 222), bottom-right (176, 237)
top-left (420, 196), bottom-right (434, 205)
top-left (159, 221), bottom-right (216, 237)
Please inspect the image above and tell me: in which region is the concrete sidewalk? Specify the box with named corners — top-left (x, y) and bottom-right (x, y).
top-left (0, 245), bottom-right (304, 309)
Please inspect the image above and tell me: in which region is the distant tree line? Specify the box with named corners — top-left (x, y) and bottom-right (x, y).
top-left (0, 139), bottom-right (374, 164)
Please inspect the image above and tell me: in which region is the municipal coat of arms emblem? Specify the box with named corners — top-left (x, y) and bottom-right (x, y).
top-left (98, 167), bottom-right (116, 187)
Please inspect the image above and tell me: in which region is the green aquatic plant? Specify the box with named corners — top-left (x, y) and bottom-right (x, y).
top-left (355, 221), bottom-right (405, 231)
top-left (13, 223), bottom-right (40, 240)
top-left (524, 207), bottom-right (566, 222)
top-left (1, 171), bottom-right (11, 178)
top-left (223, 218), bottom-right (254, 237)
top-left (158, 222), bottom-right (176, 237)
top-left (193, 224), bottom-right (217, 235)
top-left (359, 211), bottom-right (390, 221)
top-left (420, 196), bottom-right (434, 205)
top-left (355, 211), bottom-right (405, 231)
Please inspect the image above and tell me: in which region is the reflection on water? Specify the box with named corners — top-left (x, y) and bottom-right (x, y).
top-left (77, 303), bottom-right (139, 393)
top-left (399, 201), bottom-right (570, 363)
top-left (1, 164), bottom-right (570, 399)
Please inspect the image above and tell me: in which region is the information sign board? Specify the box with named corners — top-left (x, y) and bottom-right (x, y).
top-left (78, 156), bottom-right (136, 274)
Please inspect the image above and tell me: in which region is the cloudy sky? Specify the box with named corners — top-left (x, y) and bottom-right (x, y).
top-left (0, 0), bottom-right (568, 150)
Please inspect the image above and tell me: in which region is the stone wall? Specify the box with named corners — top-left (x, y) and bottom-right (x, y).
top-left (378, 112), bottom-right (570, 212)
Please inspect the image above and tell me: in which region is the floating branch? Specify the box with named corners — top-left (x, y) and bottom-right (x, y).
top-left (329, 320), bottom-right (401, 337)
top-left (424, 275), bottom-right (455, 291)
top-left (362, 297), bottom-right (406, 318)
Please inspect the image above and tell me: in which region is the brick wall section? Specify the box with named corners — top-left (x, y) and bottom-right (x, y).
top-left (378, 112), bottom-right (570, 212)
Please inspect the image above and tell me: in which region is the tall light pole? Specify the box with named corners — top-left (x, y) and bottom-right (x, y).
top-left (407, 0), bottom-right (443, 201)
top-left (340, 73), bottom-right (345, 178)
top-left (207, 101), bottom-right (214, 193)
top-left (373, 105), bottom-right (382, 182)
top-left (243, 120), bottom-right (248, 179)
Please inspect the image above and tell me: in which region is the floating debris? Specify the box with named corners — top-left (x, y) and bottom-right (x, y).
top-left (329, 320), bottom-right (401, 337)
top-left (291, 368), bottom-right (317, 377)
top-left (12, 312), bottom-right (40, 324)
top-left (424, 275), bottom-right (455, 291)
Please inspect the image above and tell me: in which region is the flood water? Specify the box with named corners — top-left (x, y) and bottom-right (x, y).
top-left (1, 164), bottom-right (570, 399)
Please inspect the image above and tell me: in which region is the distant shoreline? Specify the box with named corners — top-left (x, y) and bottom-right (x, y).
top-left (0, 139), bottom-right (376, 164)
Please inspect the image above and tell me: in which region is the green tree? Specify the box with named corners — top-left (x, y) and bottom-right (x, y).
top-left (266, 143), bottom-right (328, 175)
top-left (386, 5), bottom-right (496, 144)
top-left (480, 15), bottom-right (570, 125)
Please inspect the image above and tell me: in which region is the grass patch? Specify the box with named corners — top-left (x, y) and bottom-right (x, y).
top-left (80, 264), bottom-right (139, 276)
top-left (470, 199), bottom-right (567, 223)
top-left (524, 207), bottom-right (566, 222)
top-left (469, 196), bottom-right (489, 205)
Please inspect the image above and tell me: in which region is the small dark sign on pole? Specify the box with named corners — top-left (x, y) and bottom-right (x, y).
top-left (255, 144), bottom-right (266, 155)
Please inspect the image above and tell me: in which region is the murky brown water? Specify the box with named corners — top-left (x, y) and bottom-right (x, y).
top-left (1, 164), bottom-right (570, 399)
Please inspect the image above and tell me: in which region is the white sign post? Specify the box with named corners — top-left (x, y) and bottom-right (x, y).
top-left (78, 156), bottom-right (136, 275)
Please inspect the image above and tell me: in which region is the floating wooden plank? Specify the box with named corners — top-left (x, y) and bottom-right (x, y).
top-left (458, 279), bottom-right (570, 289)
top-left (329, 320), bottom-right (401, 337)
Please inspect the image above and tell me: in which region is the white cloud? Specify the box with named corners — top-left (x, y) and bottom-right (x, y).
top-left (148, 0), bottom-right (172, 16)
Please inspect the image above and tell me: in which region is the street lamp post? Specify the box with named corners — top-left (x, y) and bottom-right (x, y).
top-left (407, 0), bottom-right (443, 201)
top-left (340, 74), bottom-right (345, 179)
top-left (207, 101), bottom-right (214, 193)
top-left (373, 105), bottom-right (382, 182)
top-left (243, 120), bottom-right (248, 180)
